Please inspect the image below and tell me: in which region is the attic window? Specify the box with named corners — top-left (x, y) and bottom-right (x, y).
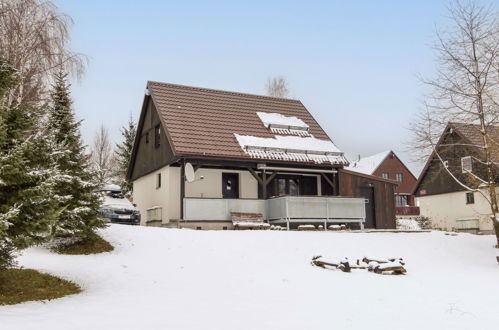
top-left (256, 112), bottom-right (310, 136)
top-left (154, 124), bottom-right (161, 148)
top-left (461, 156), bottom-right (472, 173)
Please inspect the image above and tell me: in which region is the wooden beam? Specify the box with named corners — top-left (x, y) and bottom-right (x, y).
top-left (262, 172), bottom-right (267, 199)
top-left (321, 172), bottom-right (335, 188)
top-left (247, 167), bottom-right (264, 185)
top-left (180, 162), bottom-right (185, 220)
top-left (265, 171), bottom-right (277, 185)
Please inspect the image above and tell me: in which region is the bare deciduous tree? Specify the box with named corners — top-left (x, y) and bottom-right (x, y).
top-left (0, 0), bottom-right (86, 107)
top-left (266, 76), bottom-right (289, 98)
top-left (90, 125), bottom-right (115, 187)
top-left (412, 1), bottom-right (499, 244)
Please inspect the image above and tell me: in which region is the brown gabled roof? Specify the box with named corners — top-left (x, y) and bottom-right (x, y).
top-left (147, 81), bottom-right (346, 165)
top-left (449, 123), bottom-right (499, 163)
top-left (339, 168), bottom-right (399, 185)
top-left (412, 122), bottom-right (499, 194)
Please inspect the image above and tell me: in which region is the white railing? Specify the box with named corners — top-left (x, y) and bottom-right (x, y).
top-left (266, 196), bottom-right (366, 229)
top-left (183, 198), bottom-right (266, 221)
top-left (183, 196), bottom-right (366, 228)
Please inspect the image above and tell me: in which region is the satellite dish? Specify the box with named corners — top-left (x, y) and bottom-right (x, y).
top-left (185, 163), bottom-right (195, 182)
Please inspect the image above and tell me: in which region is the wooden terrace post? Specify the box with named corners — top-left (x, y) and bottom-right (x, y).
top-left (262, 171), bottom-right (267, 200)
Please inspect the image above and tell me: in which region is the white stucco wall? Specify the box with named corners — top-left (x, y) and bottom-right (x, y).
top-left (417, 188), bottom-right (497, 233)
top-left (185, 168), bottom-right (258, 199)
top-left (132, 166), bottom-right (171, 226)
top-left (133, 166), bottom-right (259, 225)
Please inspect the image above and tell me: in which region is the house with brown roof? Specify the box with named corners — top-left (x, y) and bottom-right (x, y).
top-left (413, 122), bottom-right (499, 234)
top-left (347, 150), bottom-right (419, 217)
top-left (127, 81), bottom-right (397, 230)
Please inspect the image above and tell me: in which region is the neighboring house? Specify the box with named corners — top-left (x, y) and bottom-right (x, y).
top-left (347, 150), bottom-right (419, 216)
top-left (127, 81), bottom-right (397, 230)
top-left (413, 122), bottom-right (499, 234)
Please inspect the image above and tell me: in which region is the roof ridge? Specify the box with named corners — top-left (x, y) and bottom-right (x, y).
top-left (147, 80), bottom-right (301, 103)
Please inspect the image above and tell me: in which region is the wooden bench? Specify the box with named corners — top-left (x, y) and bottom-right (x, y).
top-left (231, 212), bottom-right (270, 230)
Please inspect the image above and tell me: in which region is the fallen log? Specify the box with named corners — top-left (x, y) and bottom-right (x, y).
top-left (370, 260), bottom-right (407, 275)
top-left (362, 257), bottom-right (405, 265)
top-left (312, 256), bottom-right (407, 275)
top-left (311, 256), bottom-right (351, 272)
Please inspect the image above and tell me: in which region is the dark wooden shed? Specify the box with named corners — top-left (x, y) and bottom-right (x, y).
top-left (338, 169), bottom-right (397, 229)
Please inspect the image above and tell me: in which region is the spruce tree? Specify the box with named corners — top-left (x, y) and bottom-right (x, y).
top-left (114, 115), bottom-right (136, 192)
top-left (48, 71), bottom-right (106, 239)
top-left (0, 58), bottom-right (68, 268)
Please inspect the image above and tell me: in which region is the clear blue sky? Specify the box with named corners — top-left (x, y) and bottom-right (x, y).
top-left (55, 0), bottom-right (453, 175)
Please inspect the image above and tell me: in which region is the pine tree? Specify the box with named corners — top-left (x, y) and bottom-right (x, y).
top-left (48, 71), bottom-right (106, 239)
top-left (0, 58), bottom-right (69, 268)
top-left (114, 115), bottom-right (136, 192)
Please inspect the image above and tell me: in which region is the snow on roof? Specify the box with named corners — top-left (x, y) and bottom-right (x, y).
top-left (234, 134), bottom-right (349, 165)
top-left (257, 112), bottom-right (310, 136)
top-left (257, 112), bottom-right (308, 129)
top-left (346, 150), bottom-right (391, 175)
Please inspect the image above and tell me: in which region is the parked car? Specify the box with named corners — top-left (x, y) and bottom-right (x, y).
top-left (97, 184), bottom-right (140, 225)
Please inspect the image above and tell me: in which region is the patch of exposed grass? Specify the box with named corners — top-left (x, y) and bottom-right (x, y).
top-left (0, 269), bottom-right (81, 305)
top-left (52, 231), bottom-right (114, 255)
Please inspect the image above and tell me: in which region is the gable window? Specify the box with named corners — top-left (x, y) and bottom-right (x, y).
top-left (466, 192), bottom-right (474, 204)
top-left (443, 160), bottom-right (449, 168)
top-left (145, 131), bottom-right (149, 144)
top-left (154, 124), bottom-right (161, 148)
top-left (396, 173), bottom-right (403, 182)
top-left (461, 156), bottom-right (472, 173)
top-left (156, 173), bottom-right (161, 189)
top-left (381, 173), bottom-right (389, 179)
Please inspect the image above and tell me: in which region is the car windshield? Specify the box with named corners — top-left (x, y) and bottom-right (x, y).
top-left (103, 190), bottom-right (125, 199)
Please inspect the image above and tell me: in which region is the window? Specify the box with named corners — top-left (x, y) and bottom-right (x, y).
top-left (395, 195), bottom-right (408, 207)
top-left (466, 192), bottom-right (474, 204)
top-left (196, 226), bottom-right (202, 230)
top-left (443, 160), bottom-right (449, 168)
top-left (145, 131), bottom-right (149, 144)
top-left (461, 156), bottom-right (472, 173)
top-left (222, 226), bottom-right (228, 230)
top-left (396, 173), bottom-right (403, 182)
top-left (156, 173), bottom-right (161, 189)
top-left (154, 124), bottom-right (161, 148)
top-left (269, 174), bottom-right (317, 197)
top-left (381, 173), bottom-right (389, 179)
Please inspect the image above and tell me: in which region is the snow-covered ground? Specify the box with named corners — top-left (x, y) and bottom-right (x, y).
top-left (2, 225), bottom-right (498, 330)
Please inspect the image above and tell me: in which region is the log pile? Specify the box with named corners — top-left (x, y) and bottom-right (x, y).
top-left (311, 256), bottom-right (407, 275)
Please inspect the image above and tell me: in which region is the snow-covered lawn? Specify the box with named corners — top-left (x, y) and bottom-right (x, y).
top-left (2, 225), bottom-right (498, 330)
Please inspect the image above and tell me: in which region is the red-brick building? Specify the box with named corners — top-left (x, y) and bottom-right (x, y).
top-left (347, 150), bottom-right (419, 216)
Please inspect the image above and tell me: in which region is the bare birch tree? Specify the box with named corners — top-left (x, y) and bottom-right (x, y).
top-left (0, 0), bottom-right (86, 107)
top-left (266, 76), bottom-right (289, 98)
top-left (411, 1), bottom-right (499, 244)
top-left (90, 125), bottom-right (115, 187)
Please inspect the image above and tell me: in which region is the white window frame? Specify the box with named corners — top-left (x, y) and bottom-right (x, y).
top-left (461, 156), bottom-right (472, 173)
